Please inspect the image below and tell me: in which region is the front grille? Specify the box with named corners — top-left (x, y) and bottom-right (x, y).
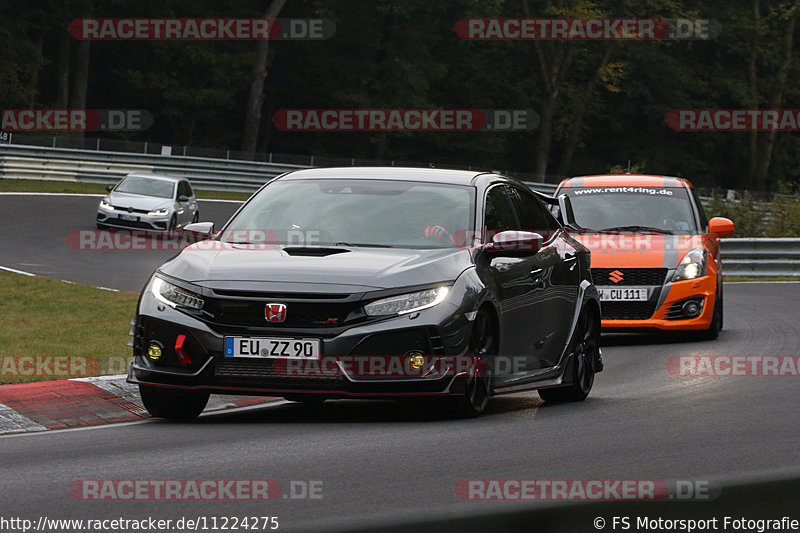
top-left (112, 205), bottom-right (149, 214)
top-left (600, 301), bottom-right (658, 320)
top-left (102, 218), bottom-right (165, 230)
top-left (204, 297), bottom-right (366, 328)
top-left (592, 268), bottom-right (667, 286)
top-left (214, 358), bottom-right (346, 388)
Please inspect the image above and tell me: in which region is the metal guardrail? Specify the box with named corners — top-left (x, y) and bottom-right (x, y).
top-left (0, 143), bottom-right (558, 194)
top-left (0, 144), bottom-right (795, 277)
top-left (720, 238), bottom-right (800, 277)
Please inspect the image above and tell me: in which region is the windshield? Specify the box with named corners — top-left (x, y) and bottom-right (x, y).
top-left (222, 179), bottom-right (474, 248)
top-left (114, 176), bottom-right (175, 199)
top-left (563, 187), bottom-right (697, 234)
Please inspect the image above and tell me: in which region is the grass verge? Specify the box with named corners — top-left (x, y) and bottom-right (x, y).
top-left (0, 178), bottom-right (251, 201)
top-left (0, 271), bottom-right (139, 384)
top-left (724, 276), bottom-right (800, 282)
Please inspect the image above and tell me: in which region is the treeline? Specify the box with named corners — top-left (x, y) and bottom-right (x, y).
top-left (1, 0), bottom-right (799, 190)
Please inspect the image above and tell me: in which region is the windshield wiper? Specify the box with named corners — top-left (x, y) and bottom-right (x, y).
top-left (597, 225), bottom-right (673, 234)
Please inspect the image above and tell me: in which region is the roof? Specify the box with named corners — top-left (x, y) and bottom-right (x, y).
top-left (558, 175), bottom-right (693, 188)
top-left (277, 166), bottom-right (492, 185)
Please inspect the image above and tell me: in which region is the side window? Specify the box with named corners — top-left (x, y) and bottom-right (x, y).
top-left (178, 181), bottom-right (192, 198)
top-left (507, 186), bottom-right (559, 238)
top-left (484, 186), bottom-right (519, 240)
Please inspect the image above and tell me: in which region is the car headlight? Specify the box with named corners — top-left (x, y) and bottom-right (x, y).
top-left (148, 208), bottom-right (170, 216)
top-left (99, 199), bottom-right (113, 211)
top-left (673, 247), bottom-right (708, 281)
top-left (151, 276), bottom-right (204, 310)
top-left (364, 287), bottom-right (450, 316)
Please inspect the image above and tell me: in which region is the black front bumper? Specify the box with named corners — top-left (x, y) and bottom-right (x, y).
top-left (128, 289), bottom-right (475, 398)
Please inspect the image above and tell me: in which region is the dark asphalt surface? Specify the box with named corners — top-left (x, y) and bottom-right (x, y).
top-left (1, 195), bottom-right (799, 531)
top-left (2, 286), bottom-right (799, 529)
top-left (0, 194), bottom-right (241, 292)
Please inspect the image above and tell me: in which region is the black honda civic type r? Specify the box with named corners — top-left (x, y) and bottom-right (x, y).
top-left (128, 167), bottom-right (602, 418)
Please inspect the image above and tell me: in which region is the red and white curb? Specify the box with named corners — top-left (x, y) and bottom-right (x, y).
top-left (0, 374), bottom-right (277, 435)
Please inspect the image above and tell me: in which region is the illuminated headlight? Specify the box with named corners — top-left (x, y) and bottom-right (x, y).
top-left (148, 208), bottom-right (170, 216)
top-left (673, 248), bottom-right (708, 281)
top-left (364, 287), bottom-right (449, 316)
top-left (151, 276), bottom-right (204, 310)
top-left (99, 199), bottom-right (113, 211)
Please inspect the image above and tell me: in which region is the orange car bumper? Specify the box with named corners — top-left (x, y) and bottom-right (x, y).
top-left (601, 275), bottom-right (718, 331)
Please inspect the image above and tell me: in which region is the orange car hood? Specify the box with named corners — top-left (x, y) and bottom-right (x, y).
top-left (571, 233), bottom-right (704, 269)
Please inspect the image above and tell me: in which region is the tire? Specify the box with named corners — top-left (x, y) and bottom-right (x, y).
top-left (539, 306), bottom-right (599, 403)
top-left (698, 290), bottom-right (722, 340)
top-left (192, 211), bottom-right (199, 223)
top-left (139, 385), bottom-right (209, 420)
top-left (449, 308), bottom-right (495, 418)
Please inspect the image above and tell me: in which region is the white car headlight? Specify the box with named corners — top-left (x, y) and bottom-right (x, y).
top-left (674, 247), bottom-right (708, 281)
top-left (151, 276), bottom-right (204, 310)
top-left (148, 208), bottom-right (170, 216)
top-left (364, 287), bottom-right (450, 316)
top-left (99, 199), bottom-right (113, 211)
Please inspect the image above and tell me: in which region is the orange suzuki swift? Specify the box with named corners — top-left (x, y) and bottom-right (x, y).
top-left (555, 175), bottom-right (734, 339)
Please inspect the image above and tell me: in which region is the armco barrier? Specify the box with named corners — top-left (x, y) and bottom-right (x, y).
top-left (720, 238), bottom-right (800, 277)
top-left (0, 144), bottom-right (305, 192)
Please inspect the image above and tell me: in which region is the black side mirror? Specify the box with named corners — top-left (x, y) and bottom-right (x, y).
top-left (484, 231), bottom-right (543, 255)
top-left (178, 195), bottom-right (190, 202)
top-left (106, 185), bottom-right (113, 192)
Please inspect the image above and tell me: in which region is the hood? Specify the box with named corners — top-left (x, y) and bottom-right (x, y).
top-left (572, 233), bottom-right (704, 269)
top-left (106, 191), bottom-right (172, 211)
top-left (158, 243), bottom-right (473, 290)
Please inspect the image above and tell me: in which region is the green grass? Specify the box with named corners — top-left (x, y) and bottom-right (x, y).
top-left (724, 276), bottom-right (800, 282)
top-left (0, 271), bottom-right (140, 384)
top-left (0, 178), bottom-right (251, 202)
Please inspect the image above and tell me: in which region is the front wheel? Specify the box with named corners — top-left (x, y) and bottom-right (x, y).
top-left (139, 385), bottom-right (209, 420)
top-left (697, 290), bottom-right (722, 340)
top-left (449, 309), bottom-right (495, 418)
top-left (539, 306), bottom-right (599, 403)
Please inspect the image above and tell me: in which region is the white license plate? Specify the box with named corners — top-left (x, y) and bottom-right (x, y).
top-left (224, 337), bottom-right (321, 359)
top-left (598, 287), bottom-right (649, 301)
top-left (119, 214), bottom-right (138, 221)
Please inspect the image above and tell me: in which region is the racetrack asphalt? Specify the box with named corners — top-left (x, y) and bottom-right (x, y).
top-left (1, 194), bottom-right (799, 532)
top-left (0, 194), bottom-right (241, 292)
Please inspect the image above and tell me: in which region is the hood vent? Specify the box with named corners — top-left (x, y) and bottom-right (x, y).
top-left (282, 247), bottom-right (350, 257)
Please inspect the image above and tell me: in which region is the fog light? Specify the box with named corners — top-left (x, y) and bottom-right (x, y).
top-left (147, 342), bottom-right (162, 361)
top-left (408, 354), bottom-right (425, 370)
top-left (682, 300), bottom-right (702, 318)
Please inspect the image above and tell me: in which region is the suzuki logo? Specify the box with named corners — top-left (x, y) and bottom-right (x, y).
top-left (609, 270), bottom-right (624, 284)
top-left (265, 303), bottom-right (287, 323)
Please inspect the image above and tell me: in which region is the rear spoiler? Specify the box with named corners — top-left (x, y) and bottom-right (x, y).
top-left (530, 190), bottom-right (578, 229)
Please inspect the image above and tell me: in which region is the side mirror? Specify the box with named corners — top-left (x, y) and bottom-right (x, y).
top-left (708, 217), bottom-right (734, 238)
top-left (106, 185), bottom-right (113, 192)
top-left (484, 231), bottom-right (543, 255)
top-left (183, 222), bottom-right (214, 240)
top-left (178, 195), bottom-right (190, 203)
